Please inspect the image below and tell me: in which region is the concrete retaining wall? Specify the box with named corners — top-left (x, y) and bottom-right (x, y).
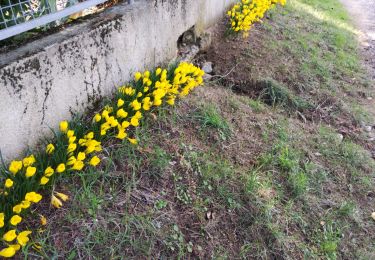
top-left (0, 0), bottom-right (236, 161)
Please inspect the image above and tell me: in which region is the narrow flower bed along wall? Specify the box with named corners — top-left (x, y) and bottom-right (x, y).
top-left (0, 62), bottom-right (204, 258)
top-left (227, 0), bottom-right (286, 37)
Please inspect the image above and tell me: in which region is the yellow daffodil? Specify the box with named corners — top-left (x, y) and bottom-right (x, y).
top-left (128, 138), bottom-right (138, 145)
top-left (116, 108), bottom-right (128, 118)
top-left (20, 200), bottom-right (31, 209)
top-left (77, 152), bottom-right (86, 161)
top-left (79, 138), bottom-right (87, 146)
top-left (55, 191), bottom-right (69, 202)
top-left (8, 160), bottom-right (22, 175)
top-left (166, 98), bottom-right (175, 106)
top-left (3, 229), bottom-right (17, 242)
top-left (142, 97), bottom-right (152, 110)
top-left (67, 156), bottom-right (77, 166)
top-left (25, 166), bottom-right (37, 178)
top-left (44, 166), bottom-right (54, 177)
top-left (67, 143), bottom-right (77, 155)
top-left (10, 215), bottom-right (22, 226)
top-left (17, 231), bottom-right (32, 247)
top-left (51, 195), bottom-right (62, 208)
top-left (67, 130), bottom-right (75, 138)
top-left (59, 121), bottom-right (68, 133)
top-left (153, 98), bottom-right (162, 106)
top-left (130, 99), bottom-right (141, 111)
top-left (122, 121), bottom-right (130, 128)
top-left (119, 86), bottom-right (136, 96)
top-left (56, 163), bottom-right (66, 173)
top-left (144, 70), bottom-right (150, 78)
top-left (117, 98), bottom-right (125, 107)
top-left (12, 205), bottom-right (22, 214)
top-left (5, 178), bottom-right (13, 188)
top-left (68, 136), bottom-right (77, 144)
top-left (116, 129), bottom-right (127, 140)
top-left (134, 72), bottom-right (142, 82)
top-left (25, 192), bottom-right (42, 203)
top-left (40, 176), bottom-right (49, 185)
top-left (71, 160), bottom-right (84, 171)
top-left (89, 156), bottom-right (100, 167)
top-left (13, 200), bottom-right (31, 214)
top-left (85, 140), bottom-right (102, 154)
top-left (134, 111), bottom-right (142, 119)
top-left (0, 213), bottom-right (4, 228)
top-left (102, 110), bottom-right (109, 118)
top-left (46, 143), bottom-right (55, 154)
top-left (85, 132), bottom-right (94, 139)
top-left (0, 247), bottom-right (16, 258)
top-left (130, 117), bottom-right (139, 127)
top-left (107, 116), bottom-right (118, 127)
top-left (94, 113), bottom-right (102, 122)
top-left (23, 155), bottom-right (35, 167)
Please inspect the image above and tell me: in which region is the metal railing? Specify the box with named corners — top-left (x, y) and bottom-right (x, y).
top-left (0, 0), bottom-right (133, 41)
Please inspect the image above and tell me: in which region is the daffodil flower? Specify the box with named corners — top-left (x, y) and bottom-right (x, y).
top-left (5, 178), bottom-right (13, 188)
top-left (46, 143), bottom-right (55, 154)
top-left (0, 246), bottom-right (16, 258)
top-left (3, 230), bottom-right (17, 242)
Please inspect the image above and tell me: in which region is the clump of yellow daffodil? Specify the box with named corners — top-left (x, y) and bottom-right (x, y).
top-left (227, 0), bottom-right (286, 36)
top-left (0, 62), bottom-right (204, 257)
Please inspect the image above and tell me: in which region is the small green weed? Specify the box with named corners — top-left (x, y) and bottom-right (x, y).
top-left (248, 99), bottom-right (266, 113)
top-left (336, 201), bottom-right (355, 218)
top-left (154, 199), bottom-right (168, 210)
top-left (194, 103), bottom-right (231, 140)
top-left (288, 170), bottom-right (308, 197)
top-left (147, 146), bottom-right (171, 179)
top-left (258, 79), bottom-right (312, 112)
top-left (245, 169), bottom-right (261, 194)
top-left (317, 222), bottom-right (343, 260)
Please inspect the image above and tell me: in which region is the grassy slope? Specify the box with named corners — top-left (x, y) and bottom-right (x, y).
top-left (26, 0), bottom-right (375, 259)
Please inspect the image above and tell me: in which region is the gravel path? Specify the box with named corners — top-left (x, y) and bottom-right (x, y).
top-left (340, 0), bottom-right (375, 150)
top-left (340, 0), bottom-right (375, 79)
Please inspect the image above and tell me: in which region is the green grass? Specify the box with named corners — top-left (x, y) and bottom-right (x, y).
top-left (258, 79), bottom-right (312, 112)
top-left (317, 126), bottom-right (375, 177)
top-left (248, 98), bottom-right (266, 113)
top-left (193, 103), bottom-right (231, 140)
top-left (237, 0), bottom-right (372, 123)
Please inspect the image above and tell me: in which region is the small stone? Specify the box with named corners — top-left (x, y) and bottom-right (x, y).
top-left (337, 134), bottom-right (344, 142)
top-left (367, 97), bottom-right (373, 100)
top-left (314, 152), bottom-right (322, 156)
top-left (364, 126), bottom-right (372, 132)
top-left (371, 212), bottom-right (375, 221)
top-left (202, 62), bottom-right (213, 74)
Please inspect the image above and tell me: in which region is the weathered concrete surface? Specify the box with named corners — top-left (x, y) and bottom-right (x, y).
top-left (0, 0), bottom-right (236, 161)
